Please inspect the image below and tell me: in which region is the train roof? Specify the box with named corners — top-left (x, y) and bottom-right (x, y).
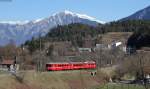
top-left (46, 61), bottom-right (96, 64)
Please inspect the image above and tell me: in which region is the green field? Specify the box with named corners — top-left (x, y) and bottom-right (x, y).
top-left (95, 83), bottom-right (146, 89)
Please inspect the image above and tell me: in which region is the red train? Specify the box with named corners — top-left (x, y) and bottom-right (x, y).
top-left (46, 61), bottom-right (96, 71)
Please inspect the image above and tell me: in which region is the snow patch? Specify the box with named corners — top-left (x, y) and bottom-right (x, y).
top-left (32, 18), bottom-right (43, 23)
top-left (57, 10), bottom-right (105, 24)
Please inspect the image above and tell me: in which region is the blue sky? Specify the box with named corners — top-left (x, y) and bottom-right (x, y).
top-left (0, 0), bottom-right (150, 22)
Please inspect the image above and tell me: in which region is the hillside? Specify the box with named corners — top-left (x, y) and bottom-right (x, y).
top-left (0, 70), bottom-right (107, 89)
top-left (24, 20), bottom-right (150, 54)
top-left (24, 23), bottom-right (101, 53)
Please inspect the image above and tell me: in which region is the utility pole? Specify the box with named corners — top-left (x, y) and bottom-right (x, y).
top-left (21, 46), bottom-right (25, 70)
top-left (37, 32), bottom-right (42, 72)
top-left (40, 33), bottom-right (42, 72)
top-left (98, 35), bottom-right (102, 70)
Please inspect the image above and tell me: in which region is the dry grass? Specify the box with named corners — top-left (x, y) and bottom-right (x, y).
top-left (100, 66), bottom-right (116, 77)
top-left (101, 32), bottom-right (133, 44)
top-left (0, 70), bottom-right (108, 89)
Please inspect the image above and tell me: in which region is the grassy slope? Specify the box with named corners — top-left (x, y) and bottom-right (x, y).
top-left (101, 32), bottom-right (133, 44)
top-left (0, 70), bottom-right (107, 89)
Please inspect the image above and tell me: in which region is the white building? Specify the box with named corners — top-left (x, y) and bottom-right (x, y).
top-left (78, 48), bottom-right (92, 53)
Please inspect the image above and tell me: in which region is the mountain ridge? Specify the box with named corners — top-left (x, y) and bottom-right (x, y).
top-left (0, 10), bottom-right (104, 25)
top-left (0, 10), bottom-right (103, 46)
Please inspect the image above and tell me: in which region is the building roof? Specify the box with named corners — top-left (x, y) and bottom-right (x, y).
top-left (63, 51), bottom-right (78, 56)
top-left (0, 60), bottom-right (15, 65)
top-left (46, 61), bottom-right (96, 64)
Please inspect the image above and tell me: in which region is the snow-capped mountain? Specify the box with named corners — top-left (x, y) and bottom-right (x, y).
top-left (121, 5), bottom-right (150, 21)
top-left (0, 10), bottom-right (104, 46)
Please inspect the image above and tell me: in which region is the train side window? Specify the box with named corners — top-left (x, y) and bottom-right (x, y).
top-left (58, 64), bottom-right (61, 67)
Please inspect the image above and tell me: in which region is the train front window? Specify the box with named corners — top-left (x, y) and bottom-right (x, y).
top-left (46, 64), bottom-right (52, 67)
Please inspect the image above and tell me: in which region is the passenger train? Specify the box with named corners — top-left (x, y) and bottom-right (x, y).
top-left (46, 61), bottom-right (96, 71)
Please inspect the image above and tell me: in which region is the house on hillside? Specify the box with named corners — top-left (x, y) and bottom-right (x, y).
top-left (0, 59), bottom-right (16, 71)
top-left (144, 66), bottom-right (150, 78)
top-left (94, 44), bottom-right (109, 51)
top-left (78, 48), bottom-right (92, 53)
top-left (108, 41), bottom-right (122, 49)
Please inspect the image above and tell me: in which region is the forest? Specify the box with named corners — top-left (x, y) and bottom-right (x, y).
top-left (24, 20), bottom-right (150, 53)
